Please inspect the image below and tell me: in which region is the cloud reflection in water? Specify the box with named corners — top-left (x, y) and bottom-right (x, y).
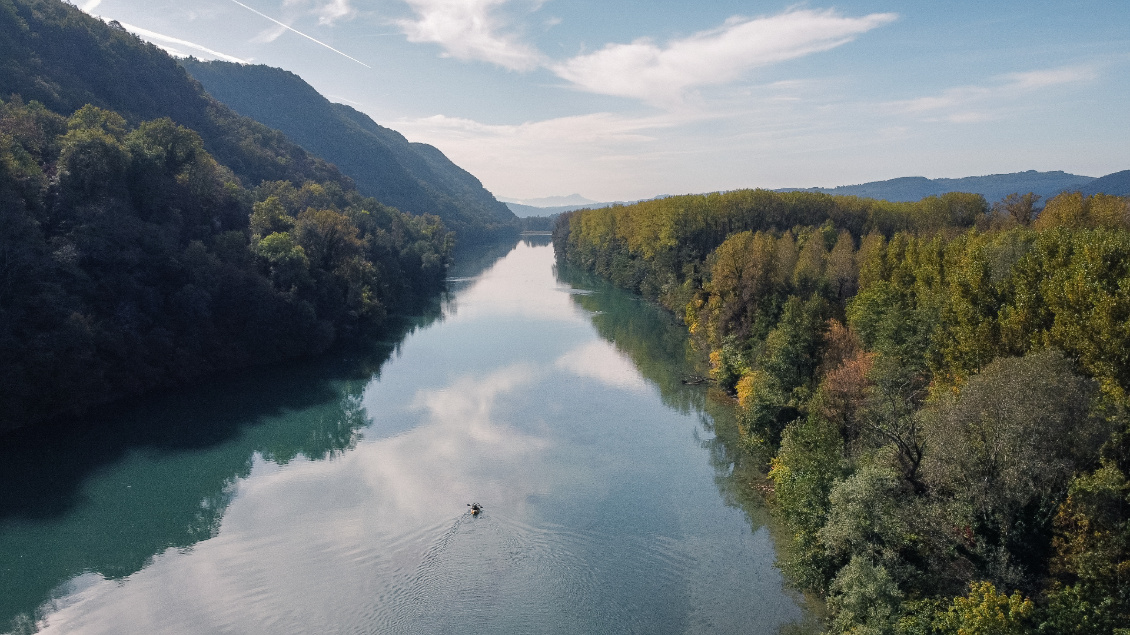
top-left (26, 242), bottom-right (804, 634)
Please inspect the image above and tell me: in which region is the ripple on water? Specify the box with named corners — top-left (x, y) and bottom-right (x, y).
top-left (353, 506), bottom-right (736, 635)
top-left (364, 510), bottom-right (620, 634)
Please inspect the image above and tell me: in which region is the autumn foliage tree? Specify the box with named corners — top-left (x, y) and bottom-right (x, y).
top-left (555, 185), bottom-right (1130, 634)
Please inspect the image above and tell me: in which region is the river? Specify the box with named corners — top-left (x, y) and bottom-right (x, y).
top-left (1, 238), bottom-right (807, 634)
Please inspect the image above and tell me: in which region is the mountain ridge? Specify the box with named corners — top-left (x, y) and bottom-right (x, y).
top-left (500, 194), bottom-right (599, 207)
top-left (179, 59), bottom-right (518, 243)
top-left (0, 0), bottom-right (348, 190)
top-left (506, 202), bottom-right (608, 217)
top-left (776, 170), bottom-right (1105, 203)
top-left (1080, 170), bottom-right (1130, 197)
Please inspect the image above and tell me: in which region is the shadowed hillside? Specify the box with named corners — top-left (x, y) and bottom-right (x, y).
top-left (0, 0), bottom-right (453, 431)
top-left (0, 0), bottom-right (349, 189)
top-left (779, 170), bottom-right (1096, 202)
top-left (180, 60), bottom-right (519, 243)
top-left (1082, 169), bottom-right (1130, 196)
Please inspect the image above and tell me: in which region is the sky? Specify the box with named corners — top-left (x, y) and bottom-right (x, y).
top-left (80, 0), bottom-right (1130, 202)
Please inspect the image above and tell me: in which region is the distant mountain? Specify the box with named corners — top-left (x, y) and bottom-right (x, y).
top-left (180, 60), bottom-right (518, 243)
top-left (0, 0), bottom-right (346, 190)
top-left (500, 194), bottom-right (600, 207)
top-left (779, 170), bottom-right (1096, 203)
top-left (1081, 170), bottom-right (1130, 196)
top-left (502, 195), bottom-right (648, 218)
top-left (505, 202), bottom-right (610, 218)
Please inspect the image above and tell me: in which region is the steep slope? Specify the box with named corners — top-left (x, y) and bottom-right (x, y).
top-left (780, 170), bottom-right (1095, 203)
top-left (1081, 169), bottom-right (1130, 196)
top-left (0, 0), bottom-right (347, 189)
top-left (0, 0), bottom-right (453, 430)
top-left (180, 60), bottom-right (518, 243)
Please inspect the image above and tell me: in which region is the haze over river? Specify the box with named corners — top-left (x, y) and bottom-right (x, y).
top-left (1, 238), bottom-right (805, 634)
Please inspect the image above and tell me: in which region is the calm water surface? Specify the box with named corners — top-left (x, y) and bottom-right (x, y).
top-left (1, 239), bottom-right (805, 634)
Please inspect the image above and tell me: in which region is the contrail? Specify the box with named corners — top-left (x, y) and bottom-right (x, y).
top-left (118, 21), bottom-right (249, 63)
top-left (226, 0), bottom-right (371, 68)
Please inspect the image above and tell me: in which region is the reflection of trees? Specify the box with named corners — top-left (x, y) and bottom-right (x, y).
top-left (1, 238), bottom-right (528, 630)
top-left (556, 264), bottom-right (774, 529)
top-left (445, 236), bottom-right (549, 283)
top-left (0, 293), bottom-right (451, 632)
top-left (447, 237), bottom-right (522, 280)
top-left (558, 263), bottom-right (805, 630)
top-left (521, 234), bottom-right (553, 248)
top-left (557, 265), bottom-right (701, 414)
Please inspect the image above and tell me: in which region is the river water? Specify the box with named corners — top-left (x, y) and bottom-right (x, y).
top-left (1, 238), bottom-right (806, 634)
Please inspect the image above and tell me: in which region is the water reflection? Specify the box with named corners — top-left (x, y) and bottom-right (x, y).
top-left (555, 264), bottom-right (774, 527)
top-left (0, 246), bottom-right (489, 632)
top-left (3, 240), bottom-right (805, 634)
top-left (556, 341), bottom-right (651, 393)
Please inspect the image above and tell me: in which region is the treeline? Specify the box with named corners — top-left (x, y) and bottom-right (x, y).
top-left (0, 98), bottom-right (451, 431)
top-left (518, 215), bottom-right (557, 232)
top-left (553, 189), bottom-right (987, 306)
top-left (554, 188), bottom-right (1130, 633)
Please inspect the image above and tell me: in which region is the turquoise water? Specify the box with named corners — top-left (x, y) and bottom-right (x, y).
top-left (0, 239), bottom-right (804, 634)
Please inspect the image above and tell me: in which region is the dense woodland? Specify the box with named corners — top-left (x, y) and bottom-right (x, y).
top-left (555, 188), bottom-right (1130, 634)
top-left (0, 97), bottom-right (450, 431)
top-left (0, 0), bottom-right (471, 431)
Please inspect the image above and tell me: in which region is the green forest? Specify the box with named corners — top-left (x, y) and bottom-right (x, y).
top-left (0, 0), bottom-right (351, 191)
top-left (0, 97), bottom-right (450, 431)
top-left (0, 0), bottom-right (466, 432)
top-left (554, 188), bottom-right (1130, 634)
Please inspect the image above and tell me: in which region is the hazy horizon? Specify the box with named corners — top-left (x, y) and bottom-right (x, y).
top-left (84, 0), bottom-right (1130, 201)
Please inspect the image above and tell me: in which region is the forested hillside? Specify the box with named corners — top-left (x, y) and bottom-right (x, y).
top-left (0, 98), bottom-right (450, 431)
top-left (554, 188), bottom-right (1130, 634)
top-left (0, 0), bottom-right (454, 431)
top-left (1083, 170), bottom-right (1130, 197)
top-left (0, 0), bottom-right (351, 190)
top-left (180, 60), bottom-right (518, 243)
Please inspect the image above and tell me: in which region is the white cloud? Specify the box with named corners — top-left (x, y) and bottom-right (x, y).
top-left (887, 65), bottom-right (1097, 123)
top-left (391, 111), bottom-right (683, 199)
top-left (397, 0), bottom-right (543, 71)
top-left (80, 0), bottom-right (101, 13)
top-left (401, 111), bottom-right (673, 146)
top-left (382, 59), bottom-right (1110, 200)
top-left (227, 0), bottom-right (371, 67)
top-left (251, 23), bottom-right (288, 44)
top-left (1004, 66), bottom-right (1098, 90)
top-left (389, 90), bottom-right (844, 200)
top-left (115, 22), bottom-right (249, 63)
top-left (249, 0), bottom-right (355, 42)
top-left (390, 6), bottom-right (895, 101)
top-left (551, 9), bottom-right (897, 105)
top-left (440, 236), bottom-right (590, 322)
top-left (556, 342), bottom-right (649, 393)
top-left (314, 0), bottom-right (355, 24)
top-left (281, 0), bottom-right (357, 25)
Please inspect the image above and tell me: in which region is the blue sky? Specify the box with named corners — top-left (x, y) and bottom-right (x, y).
top-left (82, 0), bottom-right (1130, 202)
